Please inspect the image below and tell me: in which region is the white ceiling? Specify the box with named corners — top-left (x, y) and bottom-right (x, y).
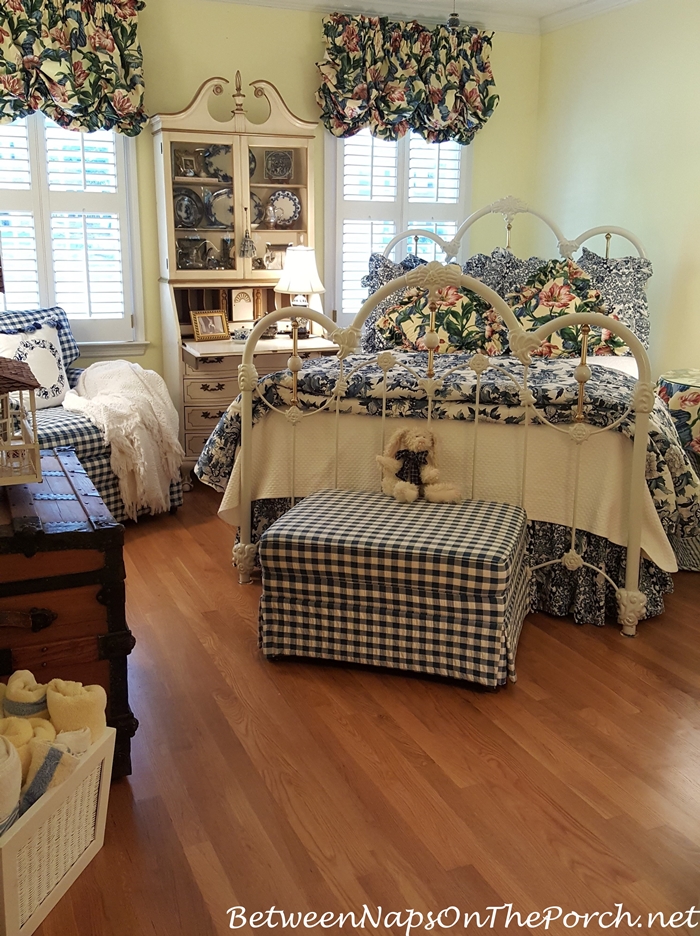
top-left (210, 0), bottom-right (642, 34)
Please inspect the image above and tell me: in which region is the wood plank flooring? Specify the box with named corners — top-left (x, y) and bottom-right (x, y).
top-left (36, 482), bottom-right (700, 935)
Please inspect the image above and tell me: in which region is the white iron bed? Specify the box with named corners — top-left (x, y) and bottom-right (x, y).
top-left (196, 199), bottom-right (700, 633)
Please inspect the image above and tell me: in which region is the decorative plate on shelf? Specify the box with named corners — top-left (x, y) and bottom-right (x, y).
top-left (268, 190), bottom-right (301, 227)
top-left (204, 188), bottom-right (234, 228)
top-left (202, 145), bottom-right (232, 183)
top-left (249, 149), bottom-right (256, 178)
top-left (264, 150), bottom-right (293, 181)
top-left (173, 187), bottom-right (204, 228)
top-left (250, 192), bottom-right (264, 227)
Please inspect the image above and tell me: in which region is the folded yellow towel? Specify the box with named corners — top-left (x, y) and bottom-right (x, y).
top-left (20, 739), bottom-right (79, 816)
top-left (4, 671), bottom-right (48, 720)
top-left (23, 720), bottom-right (56, 783)
top-left (0, 717), bottom-right (55, 783)
top-left (0, 718), bottom-right (33, 754)
top-left (55, 728), bottom-right (91, 757)
top-left (46, 679), bottom-right (107, 744)
top-left (0, 736), bottom-right (21, 835)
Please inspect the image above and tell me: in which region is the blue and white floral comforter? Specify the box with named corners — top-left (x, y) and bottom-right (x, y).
top-left (195, 353), bottom-right (700, 540)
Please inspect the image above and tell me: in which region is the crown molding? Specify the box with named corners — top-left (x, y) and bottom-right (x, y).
top-left (205, 0), bottom-right (540, 35)
top-left (205, 0), bottom-right (644, 36)
top-left (540, 0), bottom-right (643, 33)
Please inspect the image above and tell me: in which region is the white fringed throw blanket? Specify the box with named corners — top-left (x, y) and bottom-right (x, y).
top-left (63, 361), bottom-right (184, 520)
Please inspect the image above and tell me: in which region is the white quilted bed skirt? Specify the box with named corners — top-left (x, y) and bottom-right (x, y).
top-left (217, 411), bottom-right (677, 573)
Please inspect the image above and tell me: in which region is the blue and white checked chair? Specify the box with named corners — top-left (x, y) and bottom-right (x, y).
top-left (0, 307), bottom-right (182, 522)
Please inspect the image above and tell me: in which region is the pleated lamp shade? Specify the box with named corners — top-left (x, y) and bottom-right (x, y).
top-left (274, 246), bottom-right (325, 303)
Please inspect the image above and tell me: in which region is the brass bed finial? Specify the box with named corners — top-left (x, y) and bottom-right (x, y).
top-left (605, 232), bottom-right (612, 259)
top-left (291, 317), bottom-right (300, 407)
top-left (575, 324), bottom-right (591, 423)
top-left (426, 300), bottom-right (438, 379)
top-left (413, 233), bottom-right (419, 256)
top-left (506, 221), bottom-right (512, 251)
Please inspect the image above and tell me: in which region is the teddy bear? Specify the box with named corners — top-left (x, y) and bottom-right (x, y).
top-left (376, 426), bottom-right (462, 504)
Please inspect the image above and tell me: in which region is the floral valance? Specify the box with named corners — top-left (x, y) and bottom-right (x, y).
top-left (0, 0), bottom-right (146, 135)
top-left (316, 14), bottom-right (499, 144)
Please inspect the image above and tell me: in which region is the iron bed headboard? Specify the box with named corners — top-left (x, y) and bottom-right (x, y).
top-left (234, 263), bottom-right (655, 639)
top-left (382, 195), bottom-right (647, 262)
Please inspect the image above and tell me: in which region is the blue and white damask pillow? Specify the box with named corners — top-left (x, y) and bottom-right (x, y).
top-left (462, 247), bottom-right (546, 297)
top-left (360, 253), bottom-right (427, 353)
top-left (577, 247), bottom-right (653, 350)
top-left (0, 324), bottom-right (68, 408)
top-left (0, 307), bottom-right (80, 369)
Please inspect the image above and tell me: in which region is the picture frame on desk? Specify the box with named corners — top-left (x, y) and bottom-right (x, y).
top-left (191, 309), bottom-right (230, 342)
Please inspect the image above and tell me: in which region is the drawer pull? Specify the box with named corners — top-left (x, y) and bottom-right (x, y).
top-left (0, 608), bottom-right (57, 632)
top-left (200, 356), bottom-right (225, 364)
top-left (200, 411), bottom-right (226, 421)
top-left (200, 382), bottom-right (225, 392)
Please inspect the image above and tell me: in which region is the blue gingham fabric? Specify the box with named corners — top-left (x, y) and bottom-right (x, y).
top-left (0, 307), bottom-right (81, 368)
top-left (66, 367), bottom-right (84, 389)
top-left (34, 407), bottom-right (183, 522)
top-left (259, 490), bottom-right (530, 687)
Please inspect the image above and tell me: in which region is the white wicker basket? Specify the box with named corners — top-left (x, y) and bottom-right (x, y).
top-left (0, 727), bottom-right (115, 936)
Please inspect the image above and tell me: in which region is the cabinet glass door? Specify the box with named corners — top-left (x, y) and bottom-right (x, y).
top-left (248, 143), bottom-right (308, 270)
top-left (171, 142), bottom-right (236, 273)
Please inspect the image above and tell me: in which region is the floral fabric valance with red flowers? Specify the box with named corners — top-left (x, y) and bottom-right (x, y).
top-left (0, 0), bottom-right (146, 135)
top-left (316, 14), bottom-right (499, 144)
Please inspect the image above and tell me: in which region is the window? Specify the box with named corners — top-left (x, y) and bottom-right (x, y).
top-left (0, 113), bottom-right (142, 344)
top-left (326, 129), bottom-right (472, 322)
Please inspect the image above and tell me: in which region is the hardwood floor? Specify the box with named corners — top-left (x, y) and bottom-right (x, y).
top-left (36, 482), bottom-right (700, 935)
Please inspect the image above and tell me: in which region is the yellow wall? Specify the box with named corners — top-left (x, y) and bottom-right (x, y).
top-left (76, 1), bottom-right (541, 375)
top-left (470, 32), bottom-right (541, 257)
top-left (535, 0), bottom-right (700, 374)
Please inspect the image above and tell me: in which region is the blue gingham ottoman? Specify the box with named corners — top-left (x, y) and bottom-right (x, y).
top-left (258, 490), bottom-right (531, 688)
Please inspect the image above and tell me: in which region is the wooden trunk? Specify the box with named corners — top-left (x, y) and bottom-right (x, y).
top-left (0, 447), bottom-right (137, 778)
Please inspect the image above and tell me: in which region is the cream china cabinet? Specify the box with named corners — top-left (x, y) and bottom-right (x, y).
top-left (151, 74), bottom-right (321, 481)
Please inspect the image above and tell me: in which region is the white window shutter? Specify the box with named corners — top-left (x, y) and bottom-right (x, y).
top-left (343, 129), bottom-right (398, 202)
top-left (408, 136), bottom-right (461, 204)
top-left (45, 125), bottom-right (118, 193)
top-left (0, 119), bottom-right (31, 191)
top-left (50, 213), bottom-right (124, 319)
top-left (0, 211), bottom-right (41, 311)
top-left (341, 219), bottom-right (396, 317)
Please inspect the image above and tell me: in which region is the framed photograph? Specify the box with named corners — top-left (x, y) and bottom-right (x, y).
top-left (174, 149), bottom-right (197, 177)
top-left (190, 310), bottom-right (230, 342)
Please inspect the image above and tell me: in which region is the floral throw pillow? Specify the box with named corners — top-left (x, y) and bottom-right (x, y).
top-left (508, 259), bottom-right (629, 358)
top-left (374, 285), bottom-right (509, 355)
top-left (360, 253), bottom-right (427, 354)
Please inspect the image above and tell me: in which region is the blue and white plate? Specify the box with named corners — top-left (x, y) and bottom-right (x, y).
top-left (173, 187), bottom-right (204, 228)
top-left (204, 188), bottom-right (234, 228)
top-left (265, 150), bottom-right (293, 181)
top-left (249, 150), bottom-right (256, 178)
top-left (250, 192), bottom-right (264, 227)
top-left (268, 190), bottom-right (301, 227)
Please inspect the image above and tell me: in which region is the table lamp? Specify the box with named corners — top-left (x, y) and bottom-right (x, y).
top-left (273, 246), bottom-right (324, 338)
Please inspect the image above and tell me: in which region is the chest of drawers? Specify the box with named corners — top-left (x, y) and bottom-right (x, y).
top-left (179, 336), bottom-right (337, 483)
